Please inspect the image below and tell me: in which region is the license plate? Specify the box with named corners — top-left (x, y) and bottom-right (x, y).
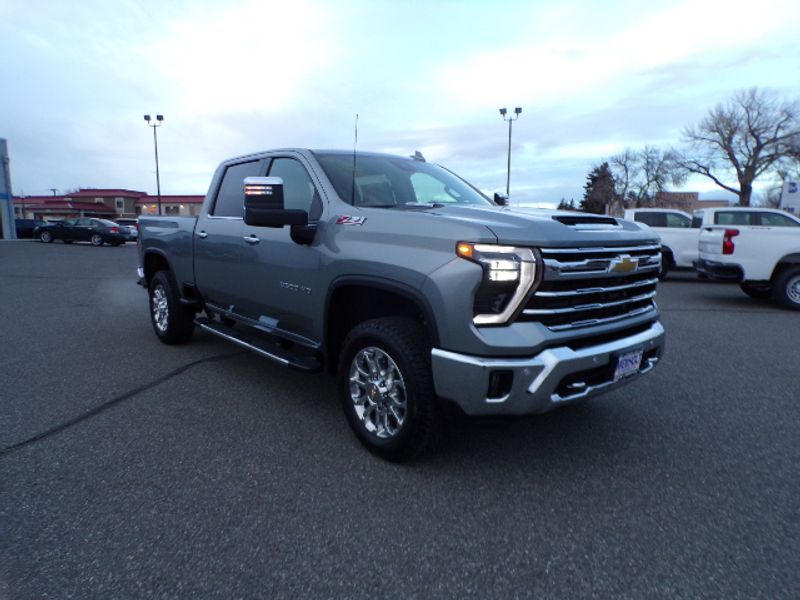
top-left (614, 348), bottom-right (643, 382)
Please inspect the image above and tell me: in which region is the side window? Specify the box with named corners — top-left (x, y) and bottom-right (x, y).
top-left (634, 212), bottom-right (667, 227)
top-left (76, 218), bottom-right (92, 226)
top-left (758, 212), bottom-right (800, 227)
top-left (665, 213), bottom-right (691, 228)
top-left (714, 211), bottom-right (753, 226)
top-left (268, 158), bottom-right (322, 218)
top-left (212, 160), bottom-right (262, 217)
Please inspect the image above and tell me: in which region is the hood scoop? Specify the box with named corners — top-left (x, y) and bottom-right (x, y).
top-left (553, 215), bottom-right (621, 230)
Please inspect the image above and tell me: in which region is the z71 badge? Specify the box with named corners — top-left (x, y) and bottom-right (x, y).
top-left (336, 215), bottom-right (367, 226)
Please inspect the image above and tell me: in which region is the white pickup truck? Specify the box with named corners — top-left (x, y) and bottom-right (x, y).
top-left (623, 208), bottom-right (697, 279)
top-left (693, 207), bottom-right (800, 309)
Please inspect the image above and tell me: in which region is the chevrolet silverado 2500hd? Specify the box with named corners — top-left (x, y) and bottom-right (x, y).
top-left (138, 149), bottom-right (666, 460)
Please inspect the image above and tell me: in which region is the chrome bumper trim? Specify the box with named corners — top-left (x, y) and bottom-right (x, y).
top-left (431, 321), bottom-right (665, 416)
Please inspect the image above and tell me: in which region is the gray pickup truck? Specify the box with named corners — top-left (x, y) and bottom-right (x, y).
top-left (138, 149), bottom-right (665, 460)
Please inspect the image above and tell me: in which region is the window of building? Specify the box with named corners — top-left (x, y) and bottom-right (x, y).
top-left (212, 161), bottom-right (262, 217)
top-left (165, 205), bottom-right (180, 215)
top-left (115, 198), bottom-right (125, 211)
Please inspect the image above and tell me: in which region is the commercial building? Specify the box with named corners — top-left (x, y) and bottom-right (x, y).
top-left (13, 188), bottom-right (204, 220)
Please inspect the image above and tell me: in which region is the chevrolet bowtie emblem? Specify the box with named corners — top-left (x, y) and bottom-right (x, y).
top-left (609, 255), bottom-right (639, 274)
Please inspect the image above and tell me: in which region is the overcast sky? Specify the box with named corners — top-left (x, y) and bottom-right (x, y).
top-left (1, 0), bottom-right (799, 205)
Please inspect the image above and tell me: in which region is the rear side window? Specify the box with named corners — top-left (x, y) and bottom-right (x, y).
top-left (212, 160), bottom-right (262, 217)
top-left (634, 212), bottom-right (667, 227)
top-left (714, 211), bottom-right (754, 226)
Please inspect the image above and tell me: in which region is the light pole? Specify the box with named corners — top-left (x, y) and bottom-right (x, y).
top-left (143, 114), bottom-right (164, 215)
top-left (499, 107), bottom-right (522, 198)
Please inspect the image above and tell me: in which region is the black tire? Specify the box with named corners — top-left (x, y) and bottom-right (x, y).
top-left (339, 317), bottom-right (438, 461)
top-left (148, 271), bottom-right (195, 344)
top-left (40, 230), bottom-right (53, 243)
top-left (773, 266), bottom-right (800, 310)
top-left (90, 234), bottom-right (104, 246)
top-left (740, 282), bottom-right (772, 300)
top-left (658, 249), bottom-right (672, 280)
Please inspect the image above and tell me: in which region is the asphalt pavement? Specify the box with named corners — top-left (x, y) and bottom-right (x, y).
top-left (1, 240), bottom-right (798, 599)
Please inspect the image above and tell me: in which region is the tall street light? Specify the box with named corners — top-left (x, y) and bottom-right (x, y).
top-left (143, 114), bottom-right (164, 215)
top-left (499, 107), bottom-right (522, 198)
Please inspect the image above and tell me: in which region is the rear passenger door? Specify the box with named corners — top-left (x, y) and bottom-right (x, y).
top-left (194, 158), bottom-right (266, 312)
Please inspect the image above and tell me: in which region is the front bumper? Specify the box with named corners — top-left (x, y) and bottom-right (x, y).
top-left (693, 258), bottom-right (743, 282)
top-left (431, 321), bottom-right (665, 416)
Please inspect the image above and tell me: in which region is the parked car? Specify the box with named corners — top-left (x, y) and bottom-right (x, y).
top-left (15, 219), bottom-right (48, 239)
top-left (37, 218), bottom-right (127, 246)
top-left (694, 207), bottom-right (800, 309)
top-left (623, 208), bottom-right (697, 279)
top-left (115, 220), bottom-right (138, 242)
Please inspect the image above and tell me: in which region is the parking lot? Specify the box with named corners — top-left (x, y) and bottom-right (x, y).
top-left (1, 240), bottom-right (798, 598)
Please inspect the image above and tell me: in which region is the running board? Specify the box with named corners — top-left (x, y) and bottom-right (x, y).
top-left (195, 318), bottom-right (321, 372)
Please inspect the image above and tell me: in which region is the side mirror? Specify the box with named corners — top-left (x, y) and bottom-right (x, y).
top-left (243, 176), bottom-right (308, 228)
top-left (494, 192), bottom-right (509, 206)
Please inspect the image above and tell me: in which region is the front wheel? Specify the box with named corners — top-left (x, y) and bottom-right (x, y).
top-left (339, 317), bottom-right (438, 461)
top-left (658, 249), bottom-right (672, 280)
top-left (773, 266), bottom-right (800, 310)
top-left (148, 271), bottom-right (195, 343)
top-left (90, 234), bottom-right (104, 246)
top-left (40, 231), bottom-right (53, 243)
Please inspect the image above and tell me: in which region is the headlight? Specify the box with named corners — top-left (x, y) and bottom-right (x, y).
top-left (456, 242), bottom-right (538, 325)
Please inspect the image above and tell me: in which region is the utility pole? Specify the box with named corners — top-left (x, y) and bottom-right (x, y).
top-left (144, 114), bottom-right (164, 215)
top-left (498, 107), bottom-right (522, 198)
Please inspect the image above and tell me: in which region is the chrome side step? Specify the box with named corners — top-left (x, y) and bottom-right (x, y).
top-left (195, 317), bottom-right (321, 372)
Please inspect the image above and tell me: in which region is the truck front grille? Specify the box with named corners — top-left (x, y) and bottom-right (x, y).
top-left (519, 244), bottom-right (661, 331)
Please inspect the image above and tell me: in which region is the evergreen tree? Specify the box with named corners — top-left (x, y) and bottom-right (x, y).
top-left (580, 162), bottom-right (615, 214)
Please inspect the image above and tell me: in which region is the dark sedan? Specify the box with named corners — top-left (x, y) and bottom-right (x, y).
top-left (37, 218), bottom-right (127, 246)
top-left (15, 219), bottom-right (48, 239)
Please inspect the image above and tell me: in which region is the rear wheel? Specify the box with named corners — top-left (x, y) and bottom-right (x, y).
top-left (40, 231), bottom-right (53, 243)
top-left (740, 282), bottom-right (772, 300)
top-left (773, 266), bottom-right (800, 310)
top-left (339, 317), bottom-right (438, 461)
top-left (90, 234), bottom-right (103, 246)
top-left (148, 271), bottom-right (195, 343)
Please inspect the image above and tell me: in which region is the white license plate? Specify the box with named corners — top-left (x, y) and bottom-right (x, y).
top-left (614, 348), bottom-right (643, 382)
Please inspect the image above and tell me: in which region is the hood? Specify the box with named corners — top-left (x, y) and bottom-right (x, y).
top-left (426, 205), bottom-right (659, 247)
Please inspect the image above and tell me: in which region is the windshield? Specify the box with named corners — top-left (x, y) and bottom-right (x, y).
top-left (314, 153), bottom-right (491, 208)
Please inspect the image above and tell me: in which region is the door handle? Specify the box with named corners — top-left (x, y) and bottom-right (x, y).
top-left (196, 231), bottom-right (208, 239)
top-left (243, 235), bottom-right (260, 245)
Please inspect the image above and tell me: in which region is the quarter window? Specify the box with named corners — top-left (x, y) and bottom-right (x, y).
top-left (213, 160), bottom-right (262, 217)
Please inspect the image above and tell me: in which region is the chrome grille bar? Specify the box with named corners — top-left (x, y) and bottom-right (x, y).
top-left (534, 277), bottom-right (658, 298)
top-left (547, 305), bottom-right (657, 331)
top-left (539, 244), bottom-right (661, 254)
top-left (523, 291), bottom-right (657, 316)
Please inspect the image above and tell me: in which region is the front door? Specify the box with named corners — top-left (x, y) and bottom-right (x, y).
top-left (240, 154), bottom-right (325, 344)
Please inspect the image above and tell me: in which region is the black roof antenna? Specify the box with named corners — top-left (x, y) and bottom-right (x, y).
top-left (351, 114), bottom-right (359, 206)
top-left (411, 150), bottom-right (426, 162)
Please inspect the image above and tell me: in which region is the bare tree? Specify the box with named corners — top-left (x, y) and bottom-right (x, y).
top-left (609, 146), bottom-right (685, 212)
top-left (678, 88), bottom-right (800, 206)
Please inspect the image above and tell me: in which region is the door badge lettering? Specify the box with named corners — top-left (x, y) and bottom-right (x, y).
top-left (336, 215), bottom-right (366, 226)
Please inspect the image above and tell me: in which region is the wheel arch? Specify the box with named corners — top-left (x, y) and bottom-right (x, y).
top-left (142, 249), bottom-right (174, 287)
top-left (324, 276), bottom-right (440, 375)
top-left (771, 253), bottom-right (800, 281)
